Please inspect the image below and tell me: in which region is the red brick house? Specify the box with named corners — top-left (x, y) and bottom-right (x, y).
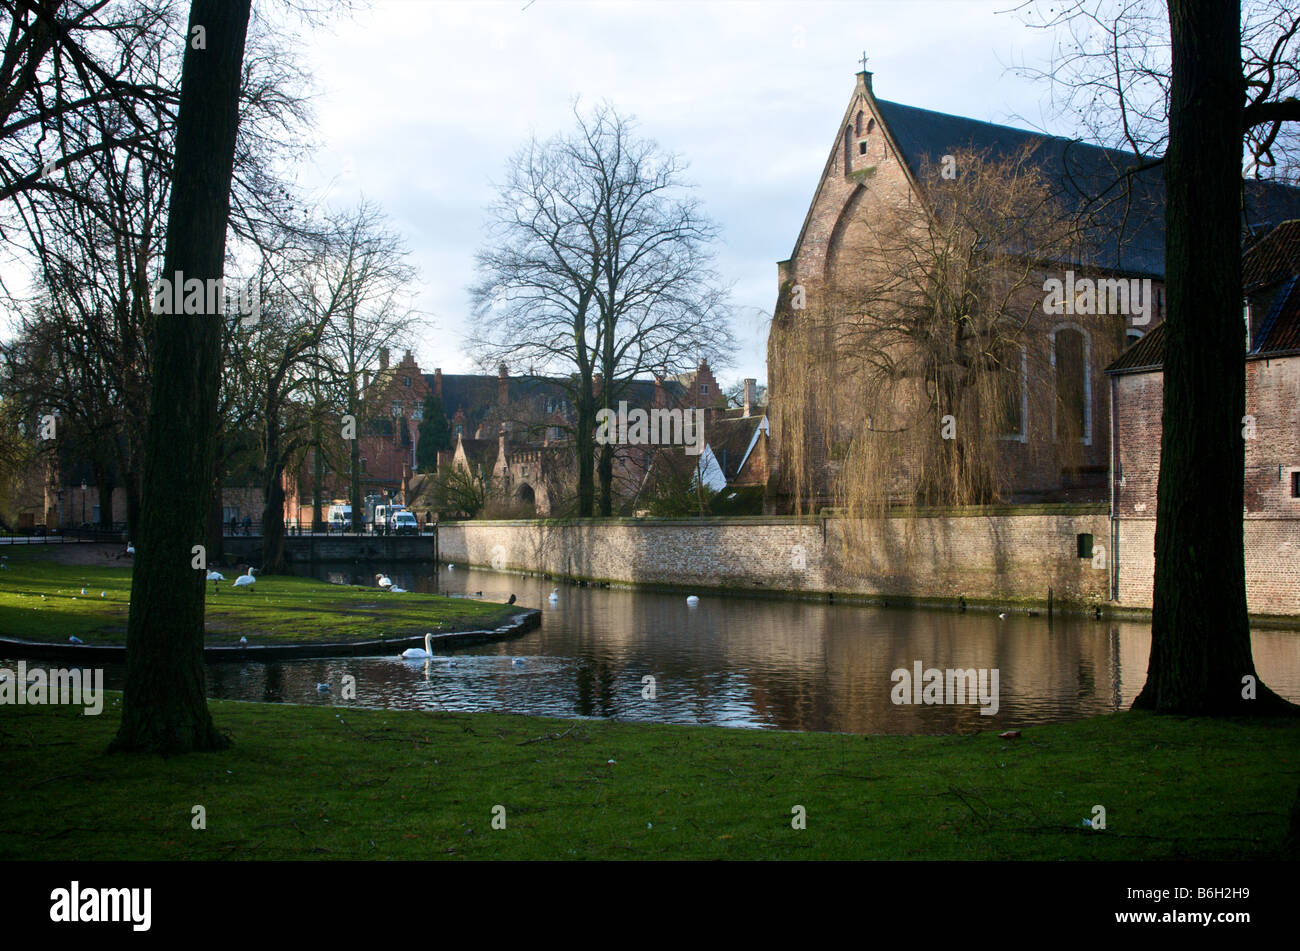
top-left (1106, 219), bottom-right (1300, 615)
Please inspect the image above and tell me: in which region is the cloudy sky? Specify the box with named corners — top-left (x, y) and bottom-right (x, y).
top-left (287, 0), bottom-right (1071, 388)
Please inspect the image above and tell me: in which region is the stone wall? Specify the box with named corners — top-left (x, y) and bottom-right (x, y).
top-left (435, 508), bottom-right (1113, 609)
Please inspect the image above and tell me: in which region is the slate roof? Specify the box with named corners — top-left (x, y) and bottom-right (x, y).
top-left (872, 99), bottom-right (1300, 279)
top-left (1107, 221), bottom-right (1300, 374)
top-left (706, 410), bottom-right (767, 481)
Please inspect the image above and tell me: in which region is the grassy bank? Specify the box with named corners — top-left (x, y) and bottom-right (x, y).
top-left (1, 697), bottom-right (1296, 860)
top-left (0, 548), bottom-right (514, 644)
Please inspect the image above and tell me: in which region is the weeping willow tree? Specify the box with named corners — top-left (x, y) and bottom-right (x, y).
top-left (771, 145), bottom-right (1099, 549)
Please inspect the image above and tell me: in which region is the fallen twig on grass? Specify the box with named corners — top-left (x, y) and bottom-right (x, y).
top-left (518, 725), bottom-right (576, 746)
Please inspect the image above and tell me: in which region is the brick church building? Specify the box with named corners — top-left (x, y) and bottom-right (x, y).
top-left (767, 69), bottom-right (1300, 511)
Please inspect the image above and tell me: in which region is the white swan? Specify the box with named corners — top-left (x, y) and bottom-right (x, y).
top-left (232, 567), bottom-right (257, 590)
top-left (548, 587), bottom-right (559, 603)
top-left (125, 543), bottom-right (135, 555)
top-left (390, 585), bottom-right (407, 593)
top-left (206, 570), bottom-right (224, 593)
top-left (376, 574), bottom-right (393, 589)
top-left (686, 595), bottom-right (700, 606)
top-left (402, 633), bottom-right (434, 659)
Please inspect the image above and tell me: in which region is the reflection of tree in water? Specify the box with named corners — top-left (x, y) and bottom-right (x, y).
top-left (573, 660), bottom-right (619, 718)
top-left (262, 662), bottom-right (284, 703)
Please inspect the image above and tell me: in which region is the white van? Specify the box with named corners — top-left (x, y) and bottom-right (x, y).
top-left (392, 511), bottom-right (419, 535)
top-left (327, 504), bottom-right (353, 530)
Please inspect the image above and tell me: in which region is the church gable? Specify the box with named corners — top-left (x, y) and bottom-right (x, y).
top-left (783, 71), bottom-right (921, 294)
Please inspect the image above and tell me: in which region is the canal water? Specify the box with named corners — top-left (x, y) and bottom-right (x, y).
top-left (14, 561), bottom-right (1300, 734)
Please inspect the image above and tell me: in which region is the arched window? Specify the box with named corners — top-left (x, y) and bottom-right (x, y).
top-left (844, 125), bottom-right (853, 175)
top-left (1051, 324), bottom-right (1091, 444)
top-left (856, 110), bottom-right (863, 136)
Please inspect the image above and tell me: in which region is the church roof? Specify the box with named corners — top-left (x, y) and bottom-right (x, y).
top-left (1107, 221), bottom-right (1300, 375)
top-left (872, 98), bottom-right (1300, 279)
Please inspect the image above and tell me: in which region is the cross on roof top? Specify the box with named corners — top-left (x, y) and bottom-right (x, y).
top-left (859, 51), bottom-right (869, 72)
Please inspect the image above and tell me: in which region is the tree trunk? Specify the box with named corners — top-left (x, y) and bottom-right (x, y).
top-left (312, 420), bottom-right (325, 531)
top-left (261, 407), bottom-right (286, 572)
top-left (1135, 0), bottom-right (1293, 715)
top-left (576, 387), bottom-right (595, 517)
top-left (110, 0), bottom-right (252, 754)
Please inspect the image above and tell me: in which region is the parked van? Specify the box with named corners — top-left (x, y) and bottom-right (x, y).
top-left (392, 511), bottom-right (419, 535)
top-left (327, 504), bottom-right (353, 530)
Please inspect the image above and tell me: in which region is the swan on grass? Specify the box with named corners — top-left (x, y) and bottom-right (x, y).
top-left (232, 567), bottom-right (257, 590)
top-left (206, 570), bottom-right (224, 593)
top-left (402, 633), bottom-right (435, 659)
top-left (390, 585), bottom-right (407, 594)
top-left (375, 574), bottom-right (393, 589)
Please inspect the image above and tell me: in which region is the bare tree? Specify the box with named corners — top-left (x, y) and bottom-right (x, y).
top-left (315, 200), bottom-right (421, 532)
top-left (471, 102), bottom-right (734, 516)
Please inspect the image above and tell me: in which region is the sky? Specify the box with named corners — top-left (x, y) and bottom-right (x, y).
top-left (290, 0), bottom-right (1080, 390)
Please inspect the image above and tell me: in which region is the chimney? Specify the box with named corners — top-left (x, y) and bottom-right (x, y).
top-left (594, 372), bottom-right (604, 397)
top-left (362, 370), bottom-right (370, 391)
top-left (498, 363), bottom-right (509, 408)
top-left (653, 376), bottom-right (664, 408)
top-left (379, 347), bottom-right (389, 371)
top-left (743, 378), bottom-right (757, 418)
top-left (433, 368), bottom-right (442, 398)
top-left (403, 349), bottom-right (413, 364)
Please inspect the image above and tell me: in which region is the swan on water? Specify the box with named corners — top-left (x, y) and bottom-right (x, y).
top-left (686, 595), bottom-right (700, 607)
top-left (548, 587), bottom-right (559, 603)
top-left (402, 633), bottom-right (434, 659)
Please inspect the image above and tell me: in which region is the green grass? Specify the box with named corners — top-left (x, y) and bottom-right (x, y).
top-left (1, 697), bottom-right (1296, 859)
top-left (0, 548), bottom-right (515, 644)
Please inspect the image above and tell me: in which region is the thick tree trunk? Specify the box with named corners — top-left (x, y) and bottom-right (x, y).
top-left (261, 408), bottom-right (286, 572)
top-left (110, 0), bottom-right (252, 754)
top-left (312, 420), bottom-right (325, 531)
top-left (1135, 0), bottom-right (1293, 715)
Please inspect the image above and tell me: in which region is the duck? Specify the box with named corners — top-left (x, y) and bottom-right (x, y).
top-left (507, 594), bottom-right (517, 605)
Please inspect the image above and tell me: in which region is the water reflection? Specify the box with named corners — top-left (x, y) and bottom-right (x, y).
top-left (9, 561), bottom-right (1299, 734)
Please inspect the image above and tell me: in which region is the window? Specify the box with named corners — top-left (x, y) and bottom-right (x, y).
top-left (1051, 325), bottom-right (1091, 444)
top-left (700, 383), bottom-right (709, 395)
top-left (866, 117), bottom-right (875, 134)
top-left (391, 401), bottom-right (402, 416)
top-left (360, 458), bottom-right (367, 474)
top-left (403, 376), bottom-right (411, 387)
top-left (412, 405), bottom-right (423, 420)
top-left (859, 141), bottom-right (867, 155)
top-left (1292, 472), bottom-right (1300, 498)
top-left (1077, 533), bottom-right (1094, 558)
top-left (844, 126), bottom-right (853, 174)
top-left (855, 110), bottom-right (863, 135)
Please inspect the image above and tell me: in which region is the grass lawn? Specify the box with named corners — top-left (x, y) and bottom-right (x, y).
top-left (1, 697), bottom-right (1296, 860)
top-left (0, 547), bottom-right (515, 644)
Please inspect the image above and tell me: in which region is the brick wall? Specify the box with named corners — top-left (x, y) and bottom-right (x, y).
top-left (436, 509), bottom-right (1113, 608)
top-left (1112, 357), bottom-right (1300, 616)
